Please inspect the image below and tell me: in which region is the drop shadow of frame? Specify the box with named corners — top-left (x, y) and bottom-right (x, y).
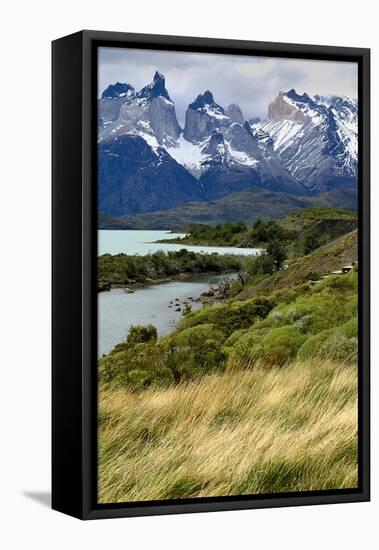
top-left (22, 491), bottom-right (51, 508)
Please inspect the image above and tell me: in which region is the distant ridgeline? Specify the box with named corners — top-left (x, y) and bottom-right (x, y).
top-left (154, 207), bottom-right (357, 255)
top-left (98, 72), bottom-right (358, 227)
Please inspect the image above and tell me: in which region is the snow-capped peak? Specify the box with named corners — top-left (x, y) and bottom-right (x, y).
top-left (313, 94), bottom-right (357, 110)
top-left (188, 91), bottom-right (226, 118)
top-left (255, 88), bottom-right (358, 192)
top-left (280, 89), bottom-right (325, 124)
top-left (99, 77), bottom-right (358, 198)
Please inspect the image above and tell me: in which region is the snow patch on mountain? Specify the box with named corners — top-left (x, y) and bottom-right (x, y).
top-left (226, 144), bottom-right (258, 167)
top-left (166, 135), bottom-right (207, 177)
top-left (167, 127), bottom-right (260, 177)
top-left (253, 119), bottom-right (305, 152)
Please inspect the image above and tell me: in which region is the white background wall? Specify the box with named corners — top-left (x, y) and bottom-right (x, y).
top-left (0, 0), bottom-right (376, 547)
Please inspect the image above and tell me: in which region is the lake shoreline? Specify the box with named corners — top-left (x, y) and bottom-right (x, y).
top-left (98, 269), bottom-right (236, 293)
top-left (98, 229), bottom-right (250, 355)
top-left (98, 271), bottom-right (233, 356)
top-left (155, 237), bottom-right (253, 248)
top-left (98, 229), bottom-right (261, 256)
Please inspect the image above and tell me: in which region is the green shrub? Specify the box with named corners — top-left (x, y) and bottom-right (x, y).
top-left (247, 253), bottom-right (277, 276)
top-left (232, 331), bottom-right (264, 362)
top-left (172, 323), bottom-right (223, 347)
top-left (330, 335), bottom-right (358, 361)
top-left (313, 270), bottom-right (357, 293)
top-left (225, 329), bottom-right (249, 346)
top-left (182, 302), bottom-right (192, 316)
top-left (338, 318), bottom-right (358, 339)
top-left (165, 324), bottom-right (226, 379)
top-left (125, 369), bottom-right (152, 391)
top-left (149, 367), bottom-right (175, 388)
top-left (213, 298), bottom-right (274, 335)
top-left (121, 364), bottom-right (175, 391)
top-left (98, 248), bottom-right (243, 288)
top-left (297, 326), bottom-right (357, 362)
top-left (297, 329), bottom-right (334, 360)
top-left (126, 324), bottom-right (158, 346)
top-left (268, 284), bottom-right (307, 306)
top-left (179, 297), bottom-right (275, 336)
top-left (267, 291), bottom-right (355, 335)
top-left (248, 326), bottom-right (306, 367)
top-left (301, 233), bottom-right (325, 255)
top-left (266, 239), bottom-right (287, 271)
top-left (247, 219), bottom-right (293, 245)
top-left (231, 325), bottom-right (305, 367)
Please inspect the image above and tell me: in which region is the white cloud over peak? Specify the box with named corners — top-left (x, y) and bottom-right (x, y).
top-left (99, 47), bottom-right (358, 125)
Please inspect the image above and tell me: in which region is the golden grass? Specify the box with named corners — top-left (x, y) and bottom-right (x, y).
top-left (98, 359), bottom-right (358, 503)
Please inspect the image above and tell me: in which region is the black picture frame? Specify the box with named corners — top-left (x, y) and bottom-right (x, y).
top-left (52, 30), bottom-right (370, 520)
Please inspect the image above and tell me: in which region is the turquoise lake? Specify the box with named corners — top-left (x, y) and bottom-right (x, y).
top-left (98, 230), bottom-right (260, 356)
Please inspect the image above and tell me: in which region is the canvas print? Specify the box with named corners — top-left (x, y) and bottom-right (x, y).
top-left (97, 47), bottom-right (359, 504)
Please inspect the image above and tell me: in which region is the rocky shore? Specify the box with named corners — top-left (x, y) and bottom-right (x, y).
top-left (98, 271), bottom-right (234, 306)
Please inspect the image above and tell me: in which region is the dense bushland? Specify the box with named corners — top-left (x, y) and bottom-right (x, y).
top-left (158, 207), bottom-right (357, 256)
top-left (98, 248), bottom-right (244, 290)
top-left (99, 268), bottom-right (358, 392)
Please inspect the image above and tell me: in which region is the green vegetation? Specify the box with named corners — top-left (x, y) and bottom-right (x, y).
top-left (99, 188), bottom-right (357, 230)
top-left (178, 297), bottom-right (274, 336)
top-left (99, 295), bottom-right (274, 389)
top-left (99, 264), bottom-right (358, 392)
top-left (159, 221), bottom-right (248, 246)
top-left (297, 319), bottom-right (358, 362)
top-left (246, 218), bottom-right (294, 245)
top-left (98, 209), bottom-right (358, 502)
top-left (98, 248), bottom-right (244, 291)
top-left (156, 209), bottom-right (357, 281)
top-left (159, 217), bottom-right (293, 247)
top-left (282, 206), bottom-right (358, 230)
top-left (99, 207), bottom-right (357, 292)
top-left (281, 206), bottom-right (357, 255)
top-left (237, 230), bottom-right (357, 300)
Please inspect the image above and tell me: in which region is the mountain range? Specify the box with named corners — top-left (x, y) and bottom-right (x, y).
top-left (98, 71), bottom-right (358, 220)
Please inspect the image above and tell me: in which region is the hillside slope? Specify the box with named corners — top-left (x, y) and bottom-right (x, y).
top-left (238, 230), bottom-right (357, 300)
top-left (98, 228), bottom-right (359, 502)
top-left (99, 188), bottom-right (357, 230)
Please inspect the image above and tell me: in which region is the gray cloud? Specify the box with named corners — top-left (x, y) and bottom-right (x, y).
top-left (99, 47), bottom-right (358, 126)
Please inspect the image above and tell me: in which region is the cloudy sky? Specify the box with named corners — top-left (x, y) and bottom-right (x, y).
top-left (98, 47), bottom-right (358, 125)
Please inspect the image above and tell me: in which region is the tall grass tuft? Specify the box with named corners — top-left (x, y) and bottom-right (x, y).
top-left (98, 358), bottom-right (358, 503)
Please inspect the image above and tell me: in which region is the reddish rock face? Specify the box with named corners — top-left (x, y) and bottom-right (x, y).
top-left (268, 93), bottom-right (307, 123)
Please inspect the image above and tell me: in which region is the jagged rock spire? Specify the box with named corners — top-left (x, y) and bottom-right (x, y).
top-left (137, 71), bottom-right (171, 101)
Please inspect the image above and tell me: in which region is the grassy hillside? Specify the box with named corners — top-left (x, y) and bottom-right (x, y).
top-left (280, 207), bottom-right (357, 252)
top-left (99, 359), bottom-right (357, 502)
top-left (237, 230), bottom-right (357, 300)
top-left (99, 271), bottom-right (358, 501)
top-left (98, 219), bottom-right (358, 502)
top-left (307, 187), bottom-right (358, 211)
top-left (281, 206), bottom-right (357, 231)
top-left (99, 187), bottom-right (357, 230)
